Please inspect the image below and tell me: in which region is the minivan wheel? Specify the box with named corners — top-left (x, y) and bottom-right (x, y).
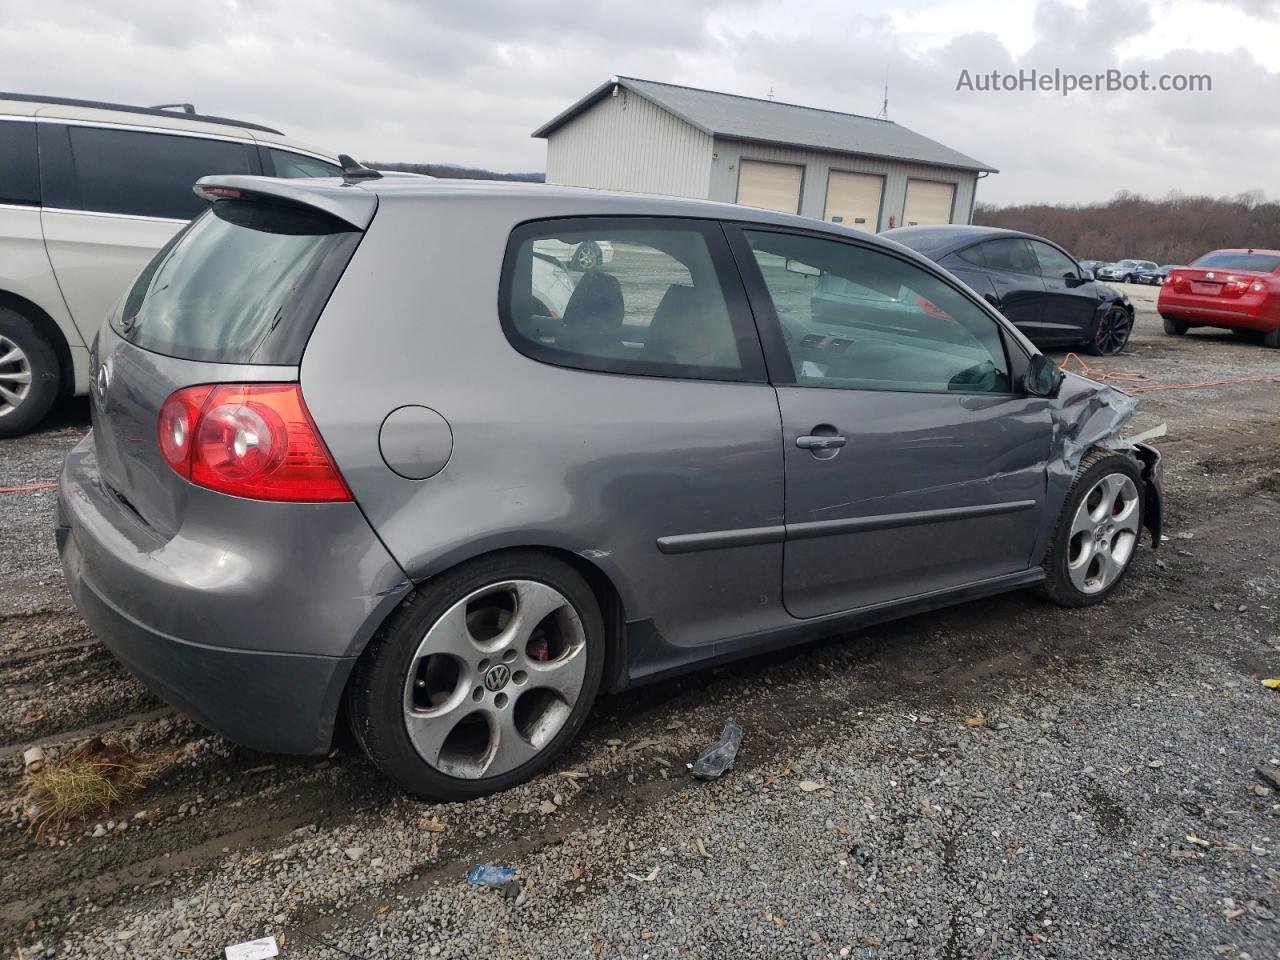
top-left (0, 307), bottom-right (60, 439)
top-left (571, 241), bottom-right (602, 272)
top-left (1088, 305), bottom-right (1133, 356)
top-left (1038, 451), bottom-right (1145, 608)
top-left (1162, 316), bottom-right (1189, 336)
top-left (346, 551), bottom-right (605, 800)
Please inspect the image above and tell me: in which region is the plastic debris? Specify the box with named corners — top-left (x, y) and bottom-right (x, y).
top-left (798, 780), bottom-right (826, 793)
top-left (468, 864), bottom-right (518, 887)
top-left (626, 864), bottom-right (660, 882)
top-left (224, 937), bottom-right (279, 960)
top-left (689, 720), bottom-right (743, 779)
top-left (23, 746), bottom-right (45, 773)
top-left (1263, 679), bottom-right (1280, 690)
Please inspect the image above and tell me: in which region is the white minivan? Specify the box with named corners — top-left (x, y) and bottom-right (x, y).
top-left (0, 93), bottom-right (345, 436)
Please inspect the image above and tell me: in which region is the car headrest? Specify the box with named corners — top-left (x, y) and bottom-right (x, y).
top-left (561, 270), bottom-right (624, 331)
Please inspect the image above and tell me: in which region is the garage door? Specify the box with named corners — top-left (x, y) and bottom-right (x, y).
top-left (737, 160), bottom-right (803, 214)
top-left (902, 180), bottom-right (956, 226)
top-left (824, 171), bottom-right (883, 232)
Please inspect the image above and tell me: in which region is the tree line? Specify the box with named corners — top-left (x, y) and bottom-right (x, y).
top-left (367, 161), bottom-right (545, 182)
top-left (973, 191), bottom-right (1280, 265)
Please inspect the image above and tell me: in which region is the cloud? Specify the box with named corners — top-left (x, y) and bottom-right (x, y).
top-left (0, 0), bottom-right (1276, 203)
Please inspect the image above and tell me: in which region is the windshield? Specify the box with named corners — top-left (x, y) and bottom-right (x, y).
top-left (114, 199), bottom-right (361, 364)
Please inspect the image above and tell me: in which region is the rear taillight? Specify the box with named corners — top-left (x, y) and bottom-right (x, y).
top-left (157, 383), bottom-right (351, 502)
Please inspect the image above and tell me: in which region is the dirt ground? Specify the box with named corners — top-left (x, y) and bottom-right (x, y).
top-left (2, 284), bottom-right (1279, 959)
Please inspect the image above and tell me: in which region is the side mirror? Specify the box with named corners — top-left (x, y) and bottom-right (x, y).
top-left (1080, 268), bottom-right (1095, 281)
top-left (785, 259), bottom-right (822, 278)
top-left (1025, 353), bottom-right (1063, 398)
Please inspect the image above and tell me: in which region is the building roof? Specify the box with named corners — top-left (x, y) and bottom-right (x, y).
top-left (532, 77), bottom-right (997, 174)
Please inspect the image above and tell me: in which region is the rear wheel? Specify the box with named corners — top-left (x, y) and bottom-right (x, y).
top-left (1264, 327), bottom-right (1280, 349)
top-left (1039, 451), bottom-right (1144, 608)
top-left (0, 307), bottom-right (60, 439)
top-left (1162, 316), bottom-right (1189, 336)
top-left (346, 551), bottom-right (604, 800)
top-left (1088, 305), bottom-right (1133, 356)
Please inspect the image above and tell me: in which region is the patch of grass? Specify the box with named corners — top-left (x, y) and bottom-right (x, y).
top-left (23, 737), bottom-right (172, 837)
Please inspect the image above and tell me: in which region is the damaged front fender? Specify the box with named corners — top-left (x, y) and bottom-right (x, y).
top-left (1050, 371), bottom-right (1164, 548)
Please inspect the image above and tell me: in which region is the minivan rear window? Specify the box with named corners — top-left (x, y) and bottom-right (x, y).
top-left (113, 199), bottom-right (361, 364)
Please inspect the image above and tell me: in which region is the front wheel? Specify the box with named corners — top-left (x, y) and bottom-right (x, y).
top-left (1039, 451), bottom-right (1145, 608)
top-left (1088, 305), bottom-right (1133, 356)
top-left (571, 241), bottom-right (602, 272)
top-left (345, 551), bottom-right (605, 800)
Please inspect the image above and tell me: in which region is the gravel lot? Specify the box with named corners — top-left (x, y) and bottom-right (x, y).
top-left (3, 284), bottom-right (1280, 960)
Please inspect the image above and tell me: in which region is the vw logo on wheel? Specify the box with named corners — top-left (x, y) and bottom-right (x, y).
top-left (93, 360), bottom-right (112, 411)
top-left (483, 663), bottom-right (511, 692)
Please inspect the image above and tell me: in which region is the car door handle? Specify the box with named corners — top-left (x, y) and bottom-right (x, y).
top-left (796, 435), bottom-right (847, 450)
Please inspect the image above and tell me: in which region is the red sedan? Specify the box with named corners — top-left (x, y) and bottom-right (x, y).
top-left (1159, 248), bottom-right (1280, 347)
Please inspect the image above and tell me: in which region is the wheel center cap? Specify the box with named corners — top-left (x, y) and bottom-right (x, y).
top-left (483, 663), bottom-right (511, 692)
top-left (1094, 526), bottom-right (1107, 542)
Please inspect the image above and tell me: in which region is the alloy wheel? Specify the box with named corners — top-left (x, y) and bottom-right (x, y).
top-left (1094, 308), bottom-right (1133, 356)
top-left (573, 243), bottom-right (600, 271)
top-left (1067, 473), bottom-right (1140, 594)
top-left (402, 579), bottom-right (587, 779)
top-left (0, 334), bottom-right (33, 418)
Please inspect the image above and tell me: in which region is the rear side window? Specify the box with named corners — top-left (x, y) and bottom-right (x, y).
top-left (42, 125), bottom-right (252, 219)
top-left (113, 199), bottom-right (361, 364)
top-left (501, 219), bottom-right (765, 382)
top-left (267, 148), bottom-right (342, 178)
top-left (0, 120), bottom-right (39, 205)
top-left (1192, 251), bottom-right (1280, 273)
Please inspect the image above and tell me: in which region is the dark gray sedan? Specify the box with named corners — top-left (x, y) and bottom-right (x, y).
top-left (56, 174), bottom-right (1163, 800)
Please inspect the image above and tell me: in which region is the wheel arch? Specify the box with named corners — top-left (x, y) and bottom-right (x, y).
top-left (0, 289), bottom-right (76, 395)
top-left (347, 542), bottom-right (632, 699)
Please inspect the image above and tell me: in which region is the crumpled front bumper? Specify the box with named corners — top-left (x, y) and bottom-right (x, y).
top-left (1131, 442), bottom-right (1163, 547)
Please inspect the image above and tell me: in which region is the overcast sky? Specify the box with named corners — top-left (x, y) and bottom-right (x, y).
top-left (3, 0), bottom-right (1277, 204)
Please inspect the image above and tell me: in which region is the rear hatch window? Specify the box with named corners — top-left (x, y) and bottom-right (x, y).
top-left (112, 198), bottom-right (361, 364)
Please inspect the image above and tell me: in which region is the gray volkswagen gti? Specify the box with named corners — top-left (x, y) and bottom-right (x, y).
top-left (57, 173), bottom-right (1163, 800)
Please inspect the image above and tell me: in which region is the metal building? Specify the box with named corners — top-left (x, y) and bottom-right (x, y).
top-left (533, 77), bottom-right (997, 232)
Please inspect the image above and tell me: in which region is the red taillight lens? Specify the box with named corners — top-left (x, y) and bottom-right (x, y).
top-left (157, 383), bottom-right (351, 502)
top-left (157, 386), bottom-right (213, 478)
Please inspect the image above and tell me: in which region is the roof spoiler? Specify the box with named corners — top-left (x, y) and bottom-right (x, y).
top-left (193, 175), bottom-right (378, 230)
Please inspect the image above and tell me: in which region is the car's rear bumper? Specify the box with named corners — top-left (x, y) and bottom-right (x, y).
top-left (56, 433), bottom-right (412, 755)
top-left (1158, 294), bottom-right (1279, 331)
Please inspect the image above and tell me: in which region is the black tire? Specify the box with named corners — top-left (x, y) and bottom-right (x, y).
top-left (1087, 305), bottom-right (1133, 356)
top-left (1038, 450), bottom-right (1145, 608)
top-left (1264, 327), bottom-right (1280, 349)
top-left (345, 550), bottom-right (605, 800)
top-left (0, 306), bottom-right (60, 439)
top-left (1162, 316), bottom-right (1189, 336)
top-left (1122, 274), bottom-right (1134, 284)
top-left (571, 241), bottom-right (602, 272)
top-left (1231, 328), bottom-right (1262, 343)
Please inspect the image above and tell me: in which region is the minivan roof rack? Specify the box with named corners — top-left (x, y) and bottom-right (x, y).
top-left (0, 92), bottom-right (284, 135)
